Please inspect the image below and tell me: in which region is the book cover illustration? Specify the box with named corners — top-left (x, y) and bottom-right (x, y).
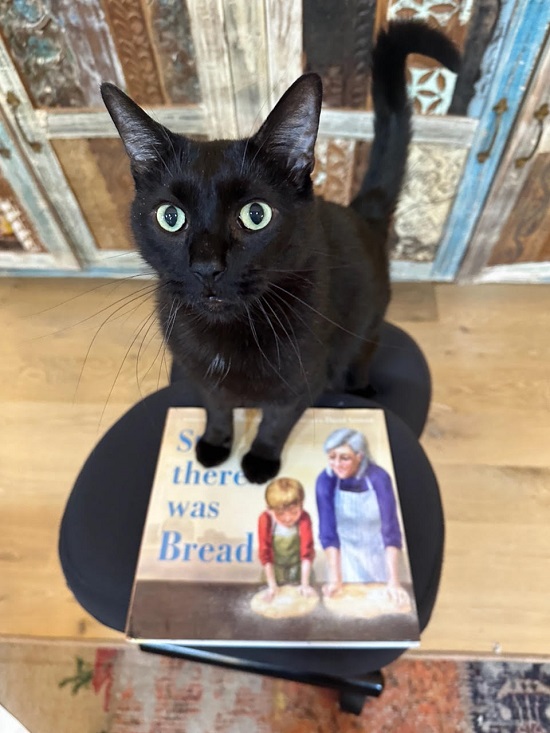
top-left (127, 408), bottom-right (420, 647)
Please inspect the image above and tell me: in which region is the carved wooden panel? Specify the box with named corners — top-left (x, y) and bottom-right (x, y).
top-left (0, 0), bottom-right (124, 108)
top-left (310, 138), bottom-right (467, 263)
top-left (387, 0), bottom-right (473, 115)
top-left (101, 0), bottom-right (164, 105)
top-left (448, 0), bottom-right (500, 116)
top-left (0, 176), bottom-right (44, 253)
top-left (312, 138), bottom-right (357, 206)
top-left (391, 143), bottom-right (468, 261)
top-left (145, 0), bottom-right (201, 104)
top-left (303, 0), bottom-right (498, 117)
top-left (52, 138), bottom-right (134, 251)
top-left (488, 153), bottom-right (550, 265)
top-left (303, 0), bottom-right (377, 109)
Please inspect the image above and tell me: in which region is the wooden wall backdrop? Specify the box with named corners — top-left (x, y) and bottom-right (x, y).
top-left (51, 139), bottom-right (135, 252)
top-left (2, 0), bottom-right (545, 279)
top-left (459, 30), bottom-right (550, 281)
top-left (0, 114), bottom-right (80, 270)
top-left (487, 153), bottom-right (550, 266)
top-left (305, 0), bottom-right (486, 264)
top-left (0, 0), bottom-right (125, 108)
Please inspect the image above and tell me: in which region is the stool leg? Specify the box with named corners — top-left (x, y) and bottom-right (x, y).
top-left (338, 670), bottom-right (385, 715)
top-left (339, 688), bottom-right (369, 715)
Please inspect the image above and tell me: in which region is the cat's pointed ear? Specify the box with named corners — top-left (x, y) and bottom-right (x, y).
top-left (101, 83), bottom-right (171, 173)
top-left (251, 73), bottom-right (322, 185)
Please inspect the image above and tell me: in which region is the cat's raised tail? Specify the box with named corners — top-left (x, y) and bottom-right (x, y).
top-left (351, 21), bottom-right (461, 222)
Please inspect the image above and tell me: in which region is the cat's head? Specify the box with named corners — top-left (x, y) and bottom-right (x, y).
top-left (101, 75), bottom-right (322, 323)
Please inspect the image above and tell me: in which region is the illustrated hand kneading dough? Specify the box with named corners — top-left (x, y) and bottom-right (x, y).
top-left (324, 583), bottom-right (412, 618)
top-left (251, 585), bottom-right (320, 619)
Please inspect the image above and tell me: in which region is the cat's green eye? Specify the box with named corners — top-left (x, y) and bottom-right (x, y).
top-left (238, 201), bottom-right (272, 231)
top-left (156, 203), bottom-right (186, 233)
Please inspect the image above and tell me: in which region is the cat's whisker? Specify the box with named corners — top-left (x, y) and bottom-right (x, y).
top-left (265, 264), bottom-right (354, 274)
top-left (259, 294), bottom-right (313, 405)
top-left (73, 286), bottom-right (159, 403)
top-left (24, 271), bottom-right (151, 320)
top-left (31, 283), bottom-right (159, 342)
top-left (265, 287), bottom-right (324, 347)
top-left (253, 297), bottom-right (282, 371)
top-left (97, 303), bottom-right (162, 430)
top-left (244, 303), bottom-right (298, 395)
top-left (269, 283), bottom-right (379, 346)
top-left (140, 296), bottom-right (180, 385)
top-left (135, 308), bottom-right (166, 398)
top-left (155, 301), bottom-right (176, 391)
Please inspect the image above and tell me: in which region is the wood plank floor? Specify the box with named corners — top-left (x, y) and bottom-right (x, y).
top-left (1, 278), bottom-right (549, 656)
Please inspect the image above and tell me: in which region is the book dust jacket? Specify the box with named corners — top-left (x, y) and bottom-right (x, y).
top-left (126, 408), bottom-right (420, 648)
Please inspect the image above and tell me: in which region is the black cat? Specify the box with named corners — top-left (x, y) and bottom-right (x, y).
top-left (102, 21), bottom-right (459, 484)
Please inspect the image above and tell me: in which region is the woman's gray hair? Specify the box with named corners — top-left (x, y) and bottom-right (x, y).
top-left (323, 428), bottom-right (371, 477)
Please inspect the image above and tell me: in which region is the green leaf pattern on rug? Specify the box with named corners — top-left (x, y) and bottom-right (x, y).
top-left (58, 656), bottom-right (93, 695)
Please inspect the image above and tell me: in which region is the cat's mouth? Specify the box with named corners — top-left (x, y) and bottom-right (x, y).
top-left (204, 295), bottom-right (226, 312)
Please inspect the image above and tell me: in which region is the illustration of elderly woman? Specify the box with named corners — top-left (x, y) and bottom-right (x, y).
top-left (315, 428), bottom-right (408, 603)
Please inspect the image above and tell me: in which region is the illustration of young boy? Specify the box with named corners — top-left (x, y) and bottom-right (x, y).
top-left (257, 477), bottom-right (316, 601)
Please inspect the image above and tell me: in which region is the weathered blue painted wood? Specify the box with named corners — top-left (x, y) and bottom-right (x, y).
top-left (432, 0), bottom-right (550, 280)
top-left (467, 0), bottom-right (516, 120)
top-left (0, 121), bottom-right (79, 269)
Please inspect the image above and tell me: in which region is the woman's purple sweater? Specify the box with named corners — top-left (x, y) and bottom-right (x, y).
top-left (315, 463), bottom-right (403, 550)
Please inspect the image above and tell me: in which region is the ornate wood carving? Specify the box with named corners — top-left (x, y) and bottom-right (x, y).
top-left (407, 67), bottom-right (460, 115)
top-left (387, 0), bottom-right (474, 115)
top-left (0, 176), bottom-right (44, 253)
top-left (391, 143), bottom-right (467, 261)
top-left (488, 153), bottom-right (550, 265)
top-left (303, 0), bottom-right (376, 109)
top-left (0, 0), bottom-right (85, 107)
top-left (101, 0), bottom-right (164, 105)
top-left (388, 0), bottom-right (473, 27)
top-left (146, 0), bottom-right (201, 104)
top-left (0, 0), bottom-right (125, 108)
top-left (312, 138), bottom-right (356, 206)
top-left (51, 0), bottom-right (126, 106)
top-left (448, 0), bottom-right (500, 116)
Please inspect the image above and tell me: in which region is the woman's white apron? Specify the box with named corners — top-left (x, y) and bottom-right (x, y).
top-left (334, 478), bottom-right (387, 583)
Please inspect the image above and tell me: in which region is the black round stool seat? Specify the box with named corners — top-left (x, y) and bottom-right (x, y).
top-left (59, 384), bottom-right (443, 681)
top-left (170, 321), bottom-right (432, 438)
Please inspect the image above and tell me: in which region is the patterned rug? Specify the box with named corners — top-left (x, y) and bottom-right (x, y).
top-left (0, 641), bottom-right (549, 733)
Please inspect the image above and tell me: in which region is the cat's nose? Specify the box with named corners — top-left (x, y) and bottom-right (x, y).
top-left (190, 260), bottom-right (225, 284)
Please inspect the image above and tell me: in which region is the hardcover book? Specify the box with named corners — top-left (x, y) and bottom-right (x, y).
top-left (126, 407), bottom-right (420, 648)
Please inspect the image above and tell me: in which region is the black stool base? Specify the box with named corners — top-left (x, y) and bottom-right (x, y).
top-left (140, 642), bottom-right (384, 715)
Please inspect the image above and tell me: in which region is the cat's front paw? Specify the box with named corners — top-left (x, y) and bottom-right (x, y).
top-left (196, 438), bottom-right (231, 467)
top-left (241, 452), bottom-right (280, 484)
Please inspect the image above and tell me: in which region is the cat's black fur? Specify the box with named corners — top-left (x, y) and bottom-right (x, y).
top-left (102, 21), bottom-right (459, 483)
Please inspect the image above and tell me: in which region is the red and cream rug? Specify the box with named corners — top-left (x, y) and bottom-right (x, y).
top-left (0, 640), bottom-right (549, 733)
